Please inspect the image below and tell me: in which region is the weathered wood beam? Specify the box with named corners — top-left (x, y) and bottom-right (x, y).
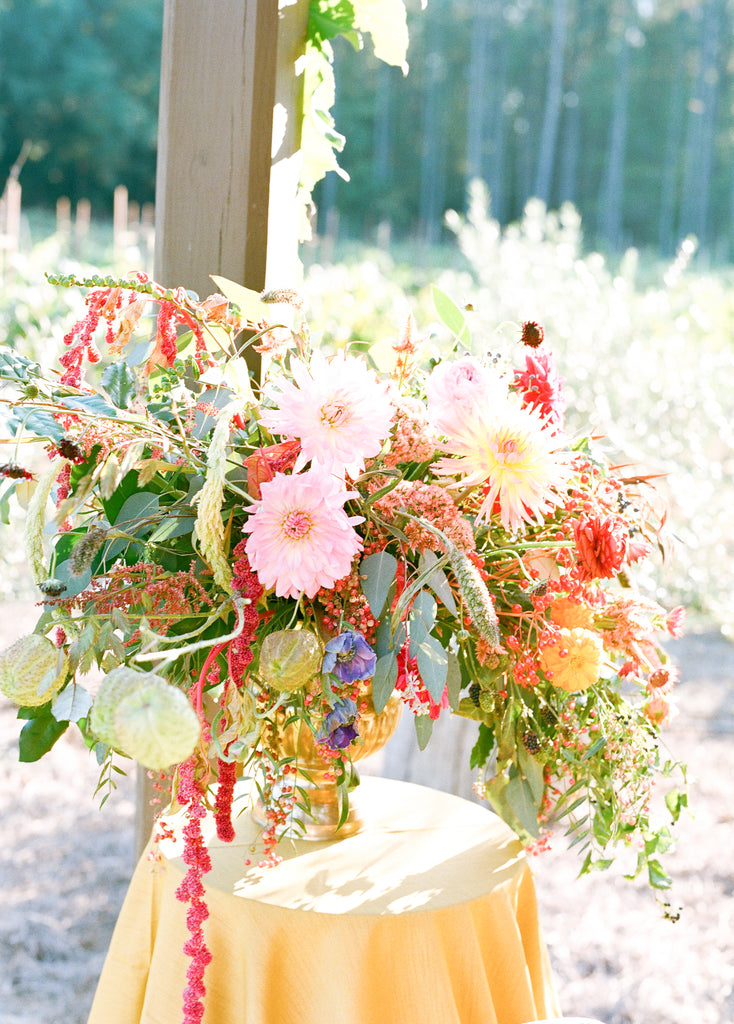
top-left (154, 0), bottom-right (280, 301)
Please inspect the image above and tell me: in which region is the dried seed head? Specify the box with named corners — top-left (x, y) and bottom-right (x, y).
top-left (260, 288), bottom-right (304, 310)
top-left (449, 548), bottom-right (500, 647)
top-left (195, 401), bottom-right (246, 593)
top-left (521, 321), bottom-right (544, 348)
top-left (0, 463), bottom-right (34, 480)
top-left (39, 578), bottom-right (67, 597)
top-left (258, 629), bottom-right (322, 692)
top-left (56, 438), bottom-right (84, 462)
top-left (69, 526), bottom-right (108, 576)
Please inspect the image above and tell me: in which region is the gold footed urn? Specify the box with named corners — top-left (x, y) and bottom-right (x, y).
top-left (253, 692), bottom-right (403, 840)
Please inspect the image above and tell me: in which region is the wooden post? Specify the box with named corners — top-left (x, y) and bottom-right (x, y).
top-left (135, 0), bottom-right (309, 859)
top-left (155, 0), bottom-right (279, 299)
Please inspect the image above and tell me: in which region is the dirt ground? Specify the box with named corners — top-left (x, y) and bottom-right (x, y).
top-left (0, 602), bottom-right (732, 1024)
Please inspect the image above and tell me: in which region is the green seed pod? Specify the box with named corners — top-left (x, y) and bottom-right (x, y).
top-left (0, 634), bottom-right (68, 707)
top-left (258, 629), bottom-right (323, 692)
top-left (91, 667), bottom-right (201, 770)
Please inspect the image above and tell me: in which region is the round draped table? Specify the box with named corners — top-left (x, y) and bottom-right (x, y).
top-left (87, 776), bottom-right (560, 1024)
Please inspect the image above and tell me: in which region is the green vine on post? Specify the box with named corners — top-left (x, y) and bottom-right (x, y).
top-left (299, 0), bottom-right (418, 239)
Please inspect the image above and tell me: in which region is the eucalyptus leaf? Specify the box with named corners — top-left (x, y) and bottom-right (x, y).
top-left (414, 713), bottom-right (433, 751)
top-left (505, 768), bottom-right (540, 837)
top-left (414, 634), bottom-right (448, 703)
top-left (497, 705), bottom-right (518, 762)
top-left (407, 589), bottom-right (436, 653)
top-left (124, 339), bottom-right (151, 368)
top-left (101, 360), bottom-right (138, 409)
top-left (360, 550), bottom-right (398, 618)
top-left (111, 491), bottom-right (160, 533)
top-left (60, 392), bottom-right (119, 418)
top-left (13, 409), bottom-right (65, 441)
top-left (371, 652), bottom-right (398, 713)
top-left (50, 556), bottom-right (93, 600)
top-left (418, 549), bottom-right (458, 615)
top-left (149, 512), bottom-right (196, 543)
top-left (446, 652), bottom-right (462, 711)
top-left (517, 742), bottom-right (546, 804)
top-left (0, 349), bottom-right (41, 380)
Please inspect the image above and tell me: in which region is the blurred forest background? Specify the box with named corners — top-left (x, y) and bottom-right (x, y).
top-left (4, 0), bottom-right (734, 259)
top-left (1, 0), bottom-right (733, 629)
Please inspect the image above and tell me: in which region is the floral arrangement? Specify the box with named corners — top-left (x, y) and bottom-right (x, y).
top-left (0, 271), bottom-right (686, 1021)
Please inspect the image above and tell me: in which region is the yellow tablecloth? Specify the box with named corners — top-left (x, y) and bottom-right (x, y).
top-left (88, 777), bottom-right (559, 1024)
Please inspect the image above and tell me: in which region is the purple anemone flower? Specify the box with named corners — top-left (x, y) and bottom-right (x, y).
top-left (316, 698), bottom-right (359, 750)
top-left (322, 630), bottom-right (377, 684)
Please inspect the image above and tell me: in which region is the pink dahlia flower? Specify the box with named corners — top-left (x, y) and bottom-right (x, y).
top-left (244, 467), bottom-right (363, 599)
top-left (260, 350), bottom-right (394, 478)
top-left (512, 349), bottom-right (566, 430)
top-left (432, 399), bottom-right (572, 534)
top-left (426, 355), bottom-right (505, 439)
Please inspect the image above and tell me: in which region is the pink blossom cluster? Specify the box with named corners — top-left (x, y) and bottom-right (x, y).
top-left (383, 396), bottom-right (435, 468)
top-left (374, 479), bottom-right (475, 553)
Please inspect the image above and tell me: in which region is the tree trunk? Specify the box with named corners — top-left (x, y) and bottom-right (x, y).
top-left (418, 33), bottom-right (446, 245)
top-left (597, 6), bottom-right (633, 251)
top-left (485, 6), bottom-right (507, 222)
top-left (533, 0), bottom-right (569, 204)
top-left (465, 0), bottom-right (492, 189)
top-left (679, 0), bottom-right (722, 249)
top-left (657, 18), bottom-right (687, 256)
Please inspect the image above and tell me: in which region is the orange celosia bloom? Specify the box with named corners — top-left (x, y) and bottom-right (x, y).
top-left (538, 627), bottom-right (603, 692)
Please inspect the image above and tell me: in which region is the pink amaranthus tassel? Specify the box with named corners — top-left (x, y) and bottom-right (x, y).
top-left (175, 757), bottom-right (213, 1024)
top-left (213, 752), bottom-right (237, 844)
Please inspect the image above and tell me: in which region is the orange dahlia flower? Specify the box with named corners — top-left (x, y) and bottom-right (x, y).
top-left (538, 627), bottom-right (603, 692)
